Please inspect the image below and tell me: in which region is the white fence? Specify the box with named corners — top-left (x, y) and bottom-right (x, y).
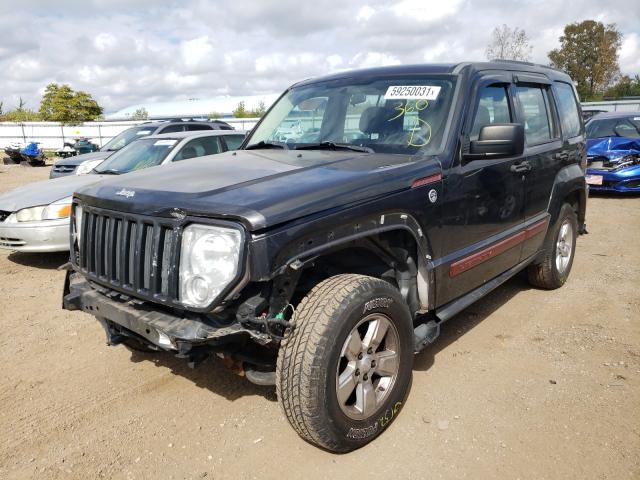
top-left (582, 99), bottom-right (640, 112)
top-left (0, 118), bottom-right (260, 150)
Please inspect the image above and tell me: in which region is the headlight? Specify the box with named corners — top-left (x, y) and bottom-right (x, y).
top-left (179, 224), bottom-right (242, 308)
top-left (15, 206), bottom-right (46, 222)
top-left (43, 196), bottom-right (73, 220)
top-left (14, 196), bottom-right (72, 222)
top-left (76, 159), bottom-right (103, 175)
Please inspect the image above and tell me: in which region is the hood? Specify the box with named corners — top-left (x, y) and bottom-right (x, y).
top-left (0, 174), bottom-right (105, 212)
top-left (587, 137), bottom-right (640, 162)
top-left (53, 150), bottom-right (113, 167)
top-left (75, 149), bottom-right (441, 231)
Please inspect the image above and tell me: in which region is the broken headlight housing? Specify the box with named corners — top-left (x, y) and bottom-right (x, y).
top-left (179, 224), bottom-right (242, 308)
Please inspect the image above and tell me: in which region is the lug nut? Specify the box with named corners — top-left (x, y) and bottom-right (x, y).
top-left (357, 352), bottom-right (363, 360)
top-left (367, 347), bottom-right (373, 354)
top-left (355, 369), bottom-right (360, 376)
top-left (371, 360), bottom-right (376, 368)
top-left (363, 374), bottom-right (368, 381)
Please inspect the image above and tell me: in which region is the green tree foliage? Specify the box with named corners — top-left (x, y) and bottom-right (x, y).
top-left (208, 111), bottom-right (223, 120)
top-left (0, 97), bottom-right (40, 121)
top-left (232, 101), bottom-right (249, 118)
top-left (548, 21), bottom-right (622, 100)
top-left (38, 83), bottom-right (103, 123)
top-left (603, 75), bottom-right (640, 98)
top-left (232, 100), bottom-right (267, 118)
top-left (131, 107), bottom-right (149, 120)
top-left (253, 101), bottom-right (267, 117)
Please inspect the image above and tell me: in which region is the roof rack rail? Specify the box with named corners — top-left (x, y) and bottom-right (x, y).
top-left (490, 59), bottom-right (561, 72)
top-left (491, 59), bottom-right (536, 66)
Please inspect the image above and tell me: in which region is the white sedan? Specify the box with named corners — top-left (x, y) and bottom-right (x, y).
top-left (0, 130), bottom-right (246, 252)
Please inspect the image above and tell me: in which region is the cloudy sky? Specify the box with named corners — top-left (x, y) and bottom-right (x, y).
top-left (1, 0), bottom-right (638, 115)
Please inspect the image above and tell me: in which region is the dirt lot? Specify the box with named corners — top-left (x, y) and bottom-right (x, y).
top-left (0, 161), bottom-right (638, 480)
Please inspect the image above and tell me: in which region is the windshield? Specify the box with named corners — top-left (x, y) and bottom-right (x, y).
top-left (585, 116), bottom-right (640, 139)
top-left (246, 75), bottom-right (457, 155)
top-left (94, 138), bottom-right (178, 174)
top-left (100, 125), bottom-right (156, 151)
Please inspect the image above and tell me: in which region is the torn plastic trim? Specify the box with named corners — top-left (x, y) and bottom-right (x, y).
top-left (271, 212), bottom-right (434, 311)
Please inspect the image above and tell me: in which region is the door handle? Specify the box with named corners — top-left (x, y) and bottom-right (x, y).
top-left (555, 152), bottom-right (569, 161)
top-left (510, 161), bottom-right (532, 173)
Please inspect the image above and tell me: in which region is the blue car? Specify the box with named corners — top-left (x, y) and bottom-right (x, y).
top-left (585, 112), bottom-right (640, 193)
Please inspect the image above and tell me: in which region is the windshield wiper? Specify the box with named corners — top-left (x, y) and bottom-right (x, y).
top-left (294, 142), bottom-right (374, 153)
top-left (245, 140), bottom-right (289, 150)
top-left (96, 169), bottom-right (121, 175)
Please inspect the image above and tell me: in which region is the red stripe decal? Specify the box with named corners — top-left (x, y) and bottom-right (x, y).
top-left (524, 218), bottom-right (549, 239)
top-left (448, 218), bottom-right (548, 278)
top-left (412, 173), bottom-right (442, 188)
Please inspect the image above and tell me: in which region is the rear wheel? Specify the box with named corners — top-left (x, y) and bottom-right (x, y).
top-left (527, 203), bottom-right (578, 289)
top-left (276, 274), bottom-right (414, 452)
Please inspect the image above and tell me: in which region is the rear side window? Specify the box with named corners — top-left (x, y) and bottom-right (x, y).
top-left (173, 136), bottom-right (222, 161)
top-left (186, 124), bottom-right (213, 131)
top-left (553, 82), bottom-right (581, 138)
top-left (223, 135), bottom-right (245, 150)
top-left (515, 85), bottom-right (555, 146)
top-left (470, 85), bottom-right (512, 140)
top-left (159, 124), bottom-right (185, 134)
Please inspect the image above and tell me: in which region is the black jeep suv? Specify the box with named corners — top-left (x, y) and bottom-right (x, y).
top-left (63, 61), bottom-right (587, 452)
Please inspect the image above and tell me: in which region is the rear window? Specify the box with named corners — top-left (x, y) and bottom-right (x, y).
top-left (586, 116), bottom-right (640, 139)
top-left (553, 82), bottom-right (582, 138)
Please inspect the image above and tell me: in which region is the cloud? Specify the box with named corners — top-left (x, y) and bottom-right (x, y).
top-left (0, 0), bottom-right (638, 115)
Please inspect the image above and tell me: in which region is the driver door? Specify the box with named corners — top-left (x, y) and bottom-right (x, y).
top-left (437, 76), bottom-right (526, 305)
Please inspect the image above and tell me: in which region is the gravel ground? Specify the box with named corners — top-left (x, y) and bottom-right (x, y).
top-left (0, 161), bottom-right (638, 479)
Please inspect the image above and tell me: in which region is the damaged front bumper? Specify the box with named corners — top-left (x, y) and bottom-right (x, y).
top-left (63, 272), bottom-right (271, 352)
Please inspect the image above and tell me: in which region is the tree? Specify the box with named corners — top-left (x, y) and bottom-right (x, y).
top-left (548, 21), bottom-right (622, 100)
top-left (232, 100), bottom-right (267, 118)
top-left (38, 83), bottom-right (103, 123)
top-left (2, 97), bottom-right (40, 121)
top-left (603, 74), bottom-right (640, 98)
top-left (232, 101), bottom-right (249, 118)
top-left (485, 25), bottom-right (532, 62)
top-left (0, 101), bottom-right (3, 116)
top-left (251, 101), bottom-right (267, 117)
top-left (208, 111), bottom-right (223, 120)
top-left (131, 107), bottom-right (149, 120)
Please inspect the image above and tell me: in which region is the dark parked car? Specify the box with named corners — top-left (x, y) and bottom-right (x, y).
top-left (584, 112), bottom-right (640, 192)
top-left (63, 61), bottom-right (587, 452)
top-left (50, 120), bottom-right (233, 178)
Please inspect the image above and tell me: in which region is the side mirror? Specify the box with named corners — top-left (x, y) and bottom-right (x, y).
top-left (464, 123), bottom-right (525, 160)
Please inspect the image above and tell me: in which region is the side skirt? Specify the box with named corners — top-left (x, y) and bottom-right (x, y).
top-left (434, 254), bottom-right (536, 323)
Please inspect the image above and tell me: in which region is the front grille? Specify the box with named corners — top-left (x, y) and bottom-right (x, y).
top-left (73, 206), bottom-right (180, 302)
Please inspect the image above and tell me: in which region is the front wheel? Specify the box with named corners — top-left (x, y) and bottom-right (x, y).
top-left (276, 274), bottom-right (414, 452)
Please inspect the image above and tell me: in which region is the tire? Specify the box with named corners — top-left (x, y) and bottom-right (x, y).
top-left (527, 203), bottom-right (578, 289)
top-left (276, 274), bottom-right (414, 452)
